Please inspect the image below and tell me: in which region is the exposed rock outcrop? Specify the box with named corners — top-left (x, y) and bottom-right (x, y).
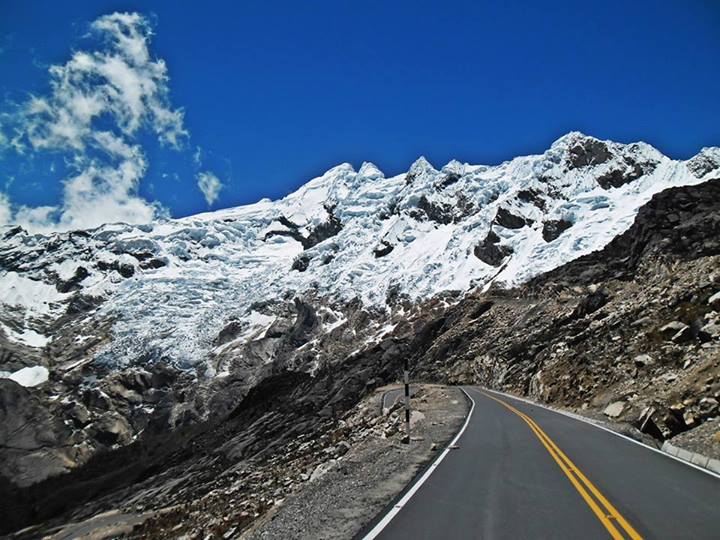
top-left (265, 208), bottom-right (343, 250)
top-left (0, 380), bottom-right (75, 486)
top-left (373, 240), bottom-right (394, 258)
top-left (542, 219), bottom-right (573, 242)
top-left (474, 230), bottom-right (512, 267)
top-left (493, 207), bottom-right (531, 229)
top-left (566, 138), bottom-right (613, 169)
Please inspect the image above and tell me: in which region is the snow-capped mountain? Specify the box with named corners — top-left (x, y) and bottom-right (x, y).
top-left (1, 131), bottom-right (719, 487)
top-left (1, 132), bottom-right (718, 377)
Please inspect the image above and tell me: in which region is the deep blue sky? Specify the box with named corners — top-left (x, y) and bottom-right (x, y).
top-left (1, 0), bottom-right (719, 219)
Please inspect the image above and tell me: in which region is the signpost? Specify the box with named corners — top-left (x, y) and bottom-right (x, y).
top-left (404, 358), bottom-right (411, 443)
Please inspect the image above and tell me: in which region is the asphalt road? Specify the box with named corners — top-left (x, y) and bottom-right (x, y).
top-left (362, 387), bottom-right (720, 540)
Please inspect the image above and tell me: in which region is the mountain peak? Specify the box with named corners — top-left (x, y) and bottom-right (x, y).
top-left (323, 162), bottom-right (355, 176)
top-left (686, 146), bottom-right (720, 179)
top-left (408, 156), bottom-right (436, 175)
top-left (550, 131), bottom-right (598, 149)
top-left (441, 159), bottom-right (466, 174)
top-left (357, 161), bottom-right (384, 180)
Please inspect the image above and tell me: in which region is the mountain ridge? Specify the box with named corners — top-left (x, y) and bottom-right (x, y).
top-left (0, 131), bottom-right (718, 490)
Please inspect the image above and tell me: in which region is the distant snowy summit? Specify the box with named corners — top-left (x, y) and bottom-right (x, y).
top-left (1, 132), bottom-right (718, 372)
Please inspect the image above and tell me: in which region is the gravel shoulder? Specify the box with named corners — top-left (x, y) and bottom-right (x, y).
top-left (244, 384), bottom-right (468, 540)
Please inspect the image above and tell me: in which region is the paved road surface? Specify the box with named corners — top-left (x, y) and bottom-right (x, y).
top-left (362, 387), bottom-right (720, 539)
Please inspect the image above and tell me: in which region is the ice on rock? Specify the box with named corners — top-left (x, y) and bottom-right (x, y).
top-left (0, 272), bottom-right (68, 316)
top-left (1, 366), bottom-right (50, 387)
top-left (0, 322), bottom-right (50, 348)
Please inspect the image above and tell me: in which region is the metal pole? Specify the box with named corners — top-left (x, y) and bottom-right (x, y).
top-left (404, 358), bottom-right (410, 443)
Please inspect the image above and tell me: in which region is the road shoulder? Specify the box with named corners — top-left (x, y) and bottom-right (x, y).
top-left (244, 385), bottom-right (468, 540)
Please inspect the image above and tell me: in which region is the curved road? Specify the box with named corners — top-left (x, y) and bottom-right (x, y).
top-left (362, 387), bottom-right (720, 539)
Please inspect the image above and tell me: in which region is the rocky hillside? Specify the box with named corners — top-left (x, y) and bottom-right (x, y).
top-left (411, 180), bottom-right (720, 443)
top-left (1, 134), bottom-right (719, 536)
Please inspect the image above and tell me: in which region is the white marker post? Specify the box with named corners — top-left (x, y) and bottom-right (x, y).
top-left (404, 358), bottom-right (411, 443)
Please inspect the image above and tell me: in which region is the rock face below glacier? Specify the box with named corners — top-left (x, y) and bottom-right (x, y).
top-left (0, 132), bottom-right (718, 489)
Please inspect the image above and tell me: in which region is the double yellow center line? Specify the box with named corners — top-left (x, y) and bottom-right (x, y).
top-left (480, 391), bottom-right (642, 540)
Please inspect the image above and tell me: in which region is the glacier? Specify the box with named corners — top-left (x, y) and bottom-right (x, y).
top-left (0, 132), bottom-right (718, 374)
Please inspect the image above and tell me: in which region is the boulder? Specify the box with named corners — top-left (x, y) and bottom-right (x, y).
top-left (701, 321), bottom-right (720, 339)
top-left (603, 401), bottom-right (625, 418)
top-left (335, 441), bottom-right (351, 456)
top-left (120, 370), bottom-right (153, 392)
top-left (90, 412), bottom-right (133, 446)
top-left (671, 326), bottom-right (694, 344)
top-left (631, 316), bottom-right (652, 328)
top-left (709, 291), bottom-right (720, 311)
top-left (658, 321), bottom-right (689, 340)
top-left (638, 407), bottom-right (664, 440)
top-left (634, 354), bottom-right (655, 367)
top-left (64, 401), bottom-right (91, 427)
top-left (82, 388), bottom-right (112, 410)
top-left (682, 411), bottom-right (697, 428)
top-left (699, 397), bottom-right (719, 417)
top-left (570, 289), bottom-right (610, 319)
top-left (105, 381), bottom-right (143, 404)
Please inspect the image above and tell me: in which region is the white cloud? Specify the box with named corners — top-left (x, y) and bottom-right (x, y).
top-left (197, 171), bottom-right (222, 206)
top-left (13, 205), bottom-right (58, 232)
top-left (3, 12), bottom-right (191, 232)
top-left (0, 193), bottom-right (12, 225)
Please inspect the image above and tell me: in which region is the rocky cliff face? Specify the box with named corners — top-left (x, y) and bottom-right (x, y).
top-left (0, 134), bottom-right (719, 536)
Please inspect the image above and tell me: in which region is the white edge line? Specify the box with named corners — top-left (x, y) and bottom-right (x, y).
top-left (362, 388), bottom-right (476, 540)
top-left (482, 387), bottom-right (720, 481)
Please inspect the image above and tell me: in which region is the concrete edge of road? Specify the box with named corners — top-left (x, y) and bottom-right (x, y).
top-left (358, 387), bottom-right (476, 540)
top-left (482, 387), bottom-right (720, 480)
top-left (661, 441), bottom-right (720, 475)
